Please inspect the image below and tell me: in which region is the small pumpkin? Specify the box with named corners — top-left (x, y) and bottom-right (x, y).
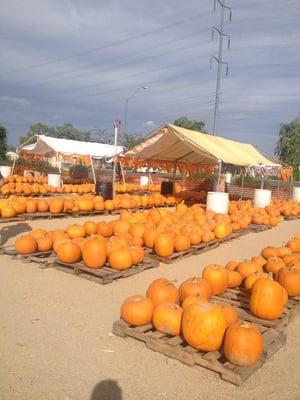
top-left (244, 271), bottom-right (268, 291)
top-left (36, 236), bottom-right (53, 252)
top-left (37, 199), bottom-right (49, 213)
top-left (223, 321), bottom-right (264, 366)
top-left (225, 261), bottom-right (239, 271)
top-left (179, 277), bottom-right (212, 303)
top-left (57, 242), bottom-right (81, 264)
top-left (287, 239), bottom-right (300, 253)
top-left (83, 220), bottom-right (98, 236)
top-left (261, 246), bottom-right (279, 259)
top-left (264, 257), bottom-right (285, 274)
top-left (174, 234), bottom-right (191, 252)
top-left (30, 229), bottom-right (47, 240)
top-left (121, 295), bottom-right (154, 326)
top-left (66, 224), bottom-right (86, 239)
top-left (146, 278), bottom-right (179, 306)
top-left (202, 264), bottom-right (229, 295)
top-left (236, 261), bottom-right (262, 279)
top-left (129, 246), bottom-right (144, 265)
top-left (219, 303), bottom-right (238, 327)
top-left (154, 233), bottom-right (174, 257)
top-left (97, 221), bottom-right (113, 238)
top-left (275, 265), bottom-right (300, 297)
top-left (15, 235), bottom-right (37, 254)
top-left (109, 248), bottom-right (133, 270)
top-left (152, 303), bottom-right (183, 336)
top-left (181, 294), bottom-right (208, 311)
top-left (227, 270), bottom-right (242, 288)
top-left (49, 198), bottom-right (64, 214)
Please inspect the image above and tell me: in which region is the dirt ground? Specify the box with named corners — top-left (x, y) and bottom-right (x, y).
top-left (0, 214), bottom-right (299, 400)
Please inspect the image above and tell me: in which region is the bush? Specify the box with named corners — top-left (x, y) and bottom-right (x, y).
top-left (69, 163), bottom-right (89, 179)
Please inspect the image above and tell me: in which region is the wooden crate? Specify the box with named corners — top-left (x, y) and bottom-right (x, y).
top-left (113, 287), bottom-right (300, 385)
top-left (52, 256), bottom-right (159, 284)
top-left (0, 245), bottom-right (55, 268)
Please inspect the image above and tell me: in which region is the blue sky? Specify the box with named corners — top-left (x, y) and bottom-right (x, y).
top-left (0, 0), bottom-right (299, 153)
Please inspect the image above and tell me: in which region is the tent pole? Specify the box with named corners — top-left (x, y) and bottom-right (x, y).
top-left (120, 162), bottom-right (125, 185)
top-left (11, 157), bottom-right (16, 175)
top-left (112, 120), bottom-right (120, 199)
top-left (217, 160), bottom-right (222, 191)
top-left (277, 176), bottom-right (280, 200)
top-left (90, 156), bottom-right (96, 185)
top-left (240, 170), bottom-right (245, 200)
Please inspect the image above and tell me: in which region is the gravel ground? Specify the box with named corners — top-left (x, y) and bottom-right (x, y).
top-left (0, 215), bottom-right (299, 400)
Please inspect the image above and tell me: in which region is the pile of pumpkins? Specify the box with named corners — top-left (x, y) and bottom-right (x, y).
top-left (0, 181), bottom-right (95, 196)
top-left (0, 193), bottom-right (177, 218)
top-left (120, 234), bottom-right (300, 366)
top-left (14, 221), bottom-right (147, 270)
top-left (115, 183), bottom-right (160, 193)
top-left (272, 199), bottom-right (300, 217)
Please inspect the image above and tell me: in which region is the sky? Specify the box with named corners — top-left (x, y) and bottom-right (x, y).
top-left (0, 0), bottom-right (299, 154)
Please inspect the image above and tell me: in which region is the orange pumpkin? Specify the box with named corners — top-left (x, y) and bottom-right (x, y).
top-left (264, 257), bottom-right (285, 274)
top-left (287, 239), bottom-right (300, 253)
top-left (227, 270), bottom-right (242, 288)
top-left (11, 201), bottom-right (26, 214)
top-left (214, 222), bottom-right (229, 239)
top-left (146, 278), bottom-right (179, 306)
top-left (82, 237), bottom-right (107, 268)
top-left (66, 224), bottom-right (86, 239)
top-left (109, 248), bottom-right (133, 270)
top-left (152, 303), bottom-right (183, 336)
top-left (83, 220), bottom-right (98, 236)
top-left (78, 198), bottom-right (94, 212)
top-left (225, 261), bottom-right (239, 271)
top-left (129, 246), bottom-right (144, 265)
top-left (275, 266), bottom-right (300, 296)
top-left (30, 229), bottom-right (47, 240)
top-left (181, 294), bottom-right (208, 311)
top-left (261, 246), bottom-right (279, 259)
top-left (53, 238), bottom-right (71, 254)
top-left (182, 302), bottom-right (226, 351)
top-left (236, 261), bottom-right (262, 279)
top-left (56, 242), bottom-right (82, 264)
top-left (121, 295), bottom-right (154, 325)
top-left (37, 199), bottom-right (49, 213)
top-left (179, 277), bottom-right (212, 303)
top-left (1, 205), bottom-right (17, 218)
top-left (244, 271), bottom-right (268, 291)
top-left (223, 321), bottom-right (264, 366)
top-left (36, 236), bottom-right (53, 252)
top-left (202, 264), bottom-right (229, 295)
top-left (174, 234), bottom-right (191, 252)
top-left (15, 235), bottom-right (37, 254)
top-left (143, 229), bottom-right (158, 249)
top-left (219, 303), bottom-right (238, 327)
top-left (154, 233), bottom-right (174, 257)
top-left (49, 198), bottom-right (64, 214)
top-left (97, 221), bottom-right (113, 238)
top-left (25, 199), bottom-right (37, 213)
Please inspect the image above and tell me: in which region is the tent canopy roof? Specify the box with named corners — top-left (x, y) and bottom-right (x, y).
top-left (18, 135), bottom-right (123, 158)
top-left (126, 124), bottom-right (277, 167)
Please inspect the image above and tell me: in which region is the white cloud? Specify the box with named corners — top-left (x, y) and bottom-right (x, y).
top-left (0, 96), bottom-right (30, 107)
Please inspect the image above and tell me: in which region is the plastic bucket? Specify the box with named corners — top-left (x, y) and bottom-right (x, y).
top-left (206, 192), bottom-right (229, 214)
top-left (48, 174), bottom-right (61, 188)
top-left (254, 189), bottom-right (272, 208)
top-left (292, 187), bottom-right (300, 202)
top-left (0, 166), bottom-right (12, 178)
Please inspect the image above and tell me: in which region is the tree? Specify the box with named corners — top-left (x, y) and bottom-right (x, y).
top-left (19, 123), bottom-right (49, 144)
top-left (173, 116), bottom-right (206, 133)
top-left (0, 125), bottom-right (8, 161)
top-left (90, 128), bottom-right (113, 144)
top-left (121, 133), bottom-right (143, 149)
top-left (275, 118), bottom-right (300, 179)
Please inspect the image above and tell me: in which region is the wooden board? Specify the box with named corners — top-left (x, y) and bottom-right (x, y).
top-left (52, 256), bottom-right (159, 284)
top-left (0, 216), bottom-right (25, 223)
top-left (144, 247), bottom-right (194, 264)
top-left (25, 212), bottom-right (67, 220)
top-left (249, 224), bottom-right (272, 233)
top-left (70, 210), bottom-right (109, 217)
top-left (0, 245), bottom-right (55, 268)
top-left (284, 215), bottom-right (300, 221)
top-left (112, 320), bottom-right (285, 386)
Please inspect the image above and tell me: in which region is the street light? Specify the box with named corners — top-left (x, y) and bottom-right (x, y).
top-left (124, 86), bottom-right (148, 134)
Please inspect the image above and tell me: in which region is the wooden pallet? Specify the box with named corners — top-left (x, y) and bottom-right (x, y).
top-left (112, 287), bottom-right (300, 385)
top-left (52, 256), bottom-right (159, 284)
top-left (69, 210), bottom-right (109, 217)
top-left (0, 216), bottom-right (25, 223)
top-left (284, 215), bottom-right (300, 221)
top-left (25, 212), bottom-right (67, 220)
top-left (249, 224), bottom-right (272, 233)
top-left (191, 240), bottom-right (220, 255)
top-left (112, 320), bottom-right (285, 386)
top-left (0, 245), bottom-right (55, 267)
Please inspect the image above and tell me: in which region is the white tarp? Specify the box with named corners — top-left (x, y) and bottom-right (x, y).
top-left (19, 135), bottom-right (123, 159)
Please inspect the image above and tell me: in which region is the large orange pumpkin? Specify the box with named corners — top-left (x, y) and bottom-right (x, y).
top-left (36, 236), bottom-right (53, 252)
top-left (121, 295), bottom-right (154, 326)
top-left (174, 234), bottom-right (191, 252)
top-left (146, 278), bottom-right (179, 306)
top-left (97, 221), bottom-right (113, 237)
top-left (154, 233), bottom-right (174, 257)
top-left (179, 277), bottom-right (212, 303)
top-left (287, 239), bottom-right (300, 253)
top-left (202, 264), bottom-right (229, 295)
top-left (264, 257), bottom-right (285, 274)
top-left (275, 265), bottom-right (300, 296)
top-left (25, 199), bottom-right (37, 213)
top-left (11, 201), bottom-right (26, 214)
top-left (82, 237), bottom-right (107, 268)
top-left (78, 198), bottom-right (94, 212)
top-left (15, 235), bottom-right (37, 254)
top-left (56, 242), bottom-right (81, 264)
top-left (152, 303), bottom-right (183, 336)
top-left (181, 294), bottom-right (208, 311)
top-left (261, 246), bottom-right (279, 259)
top-left (109, 248), bottom-right (133, 270)
top-left (49, 198), bottom-right (64, 214)
top-left (223, 321), bottom-right (264, 366)
top-left (1, 205), bottom-right (17, 218)
top-left (143, 229), bottom-right (158, 249)
top-left (37, 199), bottom-right (49, 213)
top-left (250, 275), bottom-right (286, 320)
top-left (53, 238), bottom-right (71, 254)
top-left (182, 302), bottom-right (226, 351)
top-left (129, 246), bottom-right (144, 264)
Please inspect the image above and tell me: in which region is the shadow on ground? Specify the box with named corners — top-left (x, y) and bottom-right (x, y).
top-left (90, 379), bottom-right (122, 400)
top-left (0, 223), bottom-right (32, 245)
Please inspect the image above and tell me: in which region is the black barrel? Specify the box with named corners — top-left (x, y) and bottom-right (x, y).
top-left (96, 181), bottom-right (113, 200)
top-left (161, 181), bottom-right (174, 195)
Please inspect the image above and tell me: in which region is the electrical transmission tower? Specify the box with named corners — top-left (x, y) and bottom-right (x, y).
top-left (211, 0), bottom-right (232, 135)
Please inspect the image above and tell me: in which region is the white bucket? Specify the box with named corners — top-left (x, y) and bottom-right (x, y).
top-left (206, 192), bottom-right (229, 214)
top-left (0, 166), bottom-right (12, 178)
top-left (140, 176), bottom-right (149, 186)
top-left (48, 173), bottom-right (61, 188)
top-left (292, 187), bottom-right (300, 202)
top-left (254, 189), bottom-right (272, 208)
top-left (225, 173), bottom-right (232, 184)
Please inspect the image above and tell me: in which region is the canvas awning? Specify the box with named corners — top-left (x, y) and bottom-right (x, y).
top-left (126, 124), bottom-right (277, 167)
top-left (18, 135), bottom-right (123, 159)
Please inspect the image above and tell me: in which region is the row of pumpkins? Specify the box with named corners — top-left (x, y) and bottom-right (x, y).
top-left (119, 235), bottom-right (300, 367)
top-left (0, 193), bottom-right (177, 218)
top-left (230, 199), bottom-right (300, 219)
top-left (1, 182), bottom-right (95, 195)
top-left (115, 183), bottom-right (160, 193)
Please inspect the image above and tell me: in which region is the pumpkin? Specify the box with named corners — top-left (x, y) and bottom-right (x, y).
top-left (179, 277), bottom-right (212, 303)
top-left (223, 321), bottom-right (264, 366)
top-left (1, 205), bottom-right (17, 218)
top-left (25, 199), bottom-right (37, 213)
top-left (72, 238), bottom-right (87, 251)
top-left (66, 224), bottom-right (86, 239)
top-left (219, 303), bottom-right (238, 327)
top-left (78, 198), bottom-right (94, 212)
top-left (152, 303), bottom-right (183, 336)
top-left (129, 223), bottom-right (145, 238)
top-left (37, 199), bottom-right (49, 213)
top-left (129, 246), bottom-right (144, 264)
top-left (113, 220), bottom-right (130, 235)
top-left (174, 234), bottom-right (191, 252)
top-left (275, 266), bottom-right (300, 296)
top-left (277, 247), bottom-right (292, 257)
top-left (30, 229), bottom-right (47, 240)
top-left (11, 201), bottom-right (26, 214)
top-left (49, 198), bottom-right (64, 214)
top-left (109, 248), bottom-right (133, 270)
top-left (56, 242), bottom-right (82, 264)
top-left (264, 257), bottom-right (285, 274)
top-left (104, 200), bottom-right (115, 211)
top-left (15, 235), bottom-right (37, 254)
top-left (250, 274), bottom-right (286, 320)
top-left (154, 233), bottom-right (174, 257)
top-left (36, 236), bottom-right (53, 252)
top-left (83, 221), bottom-right (98, 236)
top-left (282, 253), bottom-right (300, 265)
top-left (143, 229), bottom-right (158, 249)
top-left (53, 238), bottom-right (71, 254)
top-left (225, 261), bottom-right (239, 271)
top-left (50, 230), bottom-right (67, 242)
top-left (181, 294), bottom-right (208, 311)
top-left (228, 270), bottom-right (242, 288)
top-left (202, 264), bottom-right (229, 295)
top-left (214, 222), bottom-right (229, 239)
top-left (146, 278), bottom-right (179, 306)
top-left (82, 237), bottom-right (107, 268)
top-left (97, 221), bottom-right (113, 237)
top-left (121, 295), bottom-right (154, 326)
top-left (182, 302), bottom-right (226, 351)
top-left (287, 239), bottom-right (300, 253)
top-left (261, 246), bottom-right (279, 259)
top-left (244, 271), bottom-right (268, 291)
top-left (236, 261), bottom-right (262, 279)
top-left (251, 256), bottom-right (267, 267)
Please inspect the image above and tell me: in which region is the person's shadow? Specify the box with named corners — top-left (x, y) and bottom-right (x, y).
top-left (90, 380), bottom-right (122, 400)
top-left (0, 223), bottom-right (32, 245)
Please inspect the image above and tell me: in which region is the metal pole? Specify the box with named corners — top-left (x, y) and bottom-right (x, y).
top-left (212, 4), bottom-right (225, 136)
top-left (112, 120), bottom-right (120, 199)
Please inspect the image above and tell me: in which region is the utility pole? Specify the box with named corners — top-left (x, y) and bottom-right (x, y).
top-left (211, 0), bottom-right (232, 135)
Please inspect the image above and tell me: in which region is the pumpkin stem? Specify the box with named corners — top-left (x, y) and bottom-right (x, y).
top-left (240, 322), bottom-right (250, 328)
top-left (268, 272), bottom-right (274, 280)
